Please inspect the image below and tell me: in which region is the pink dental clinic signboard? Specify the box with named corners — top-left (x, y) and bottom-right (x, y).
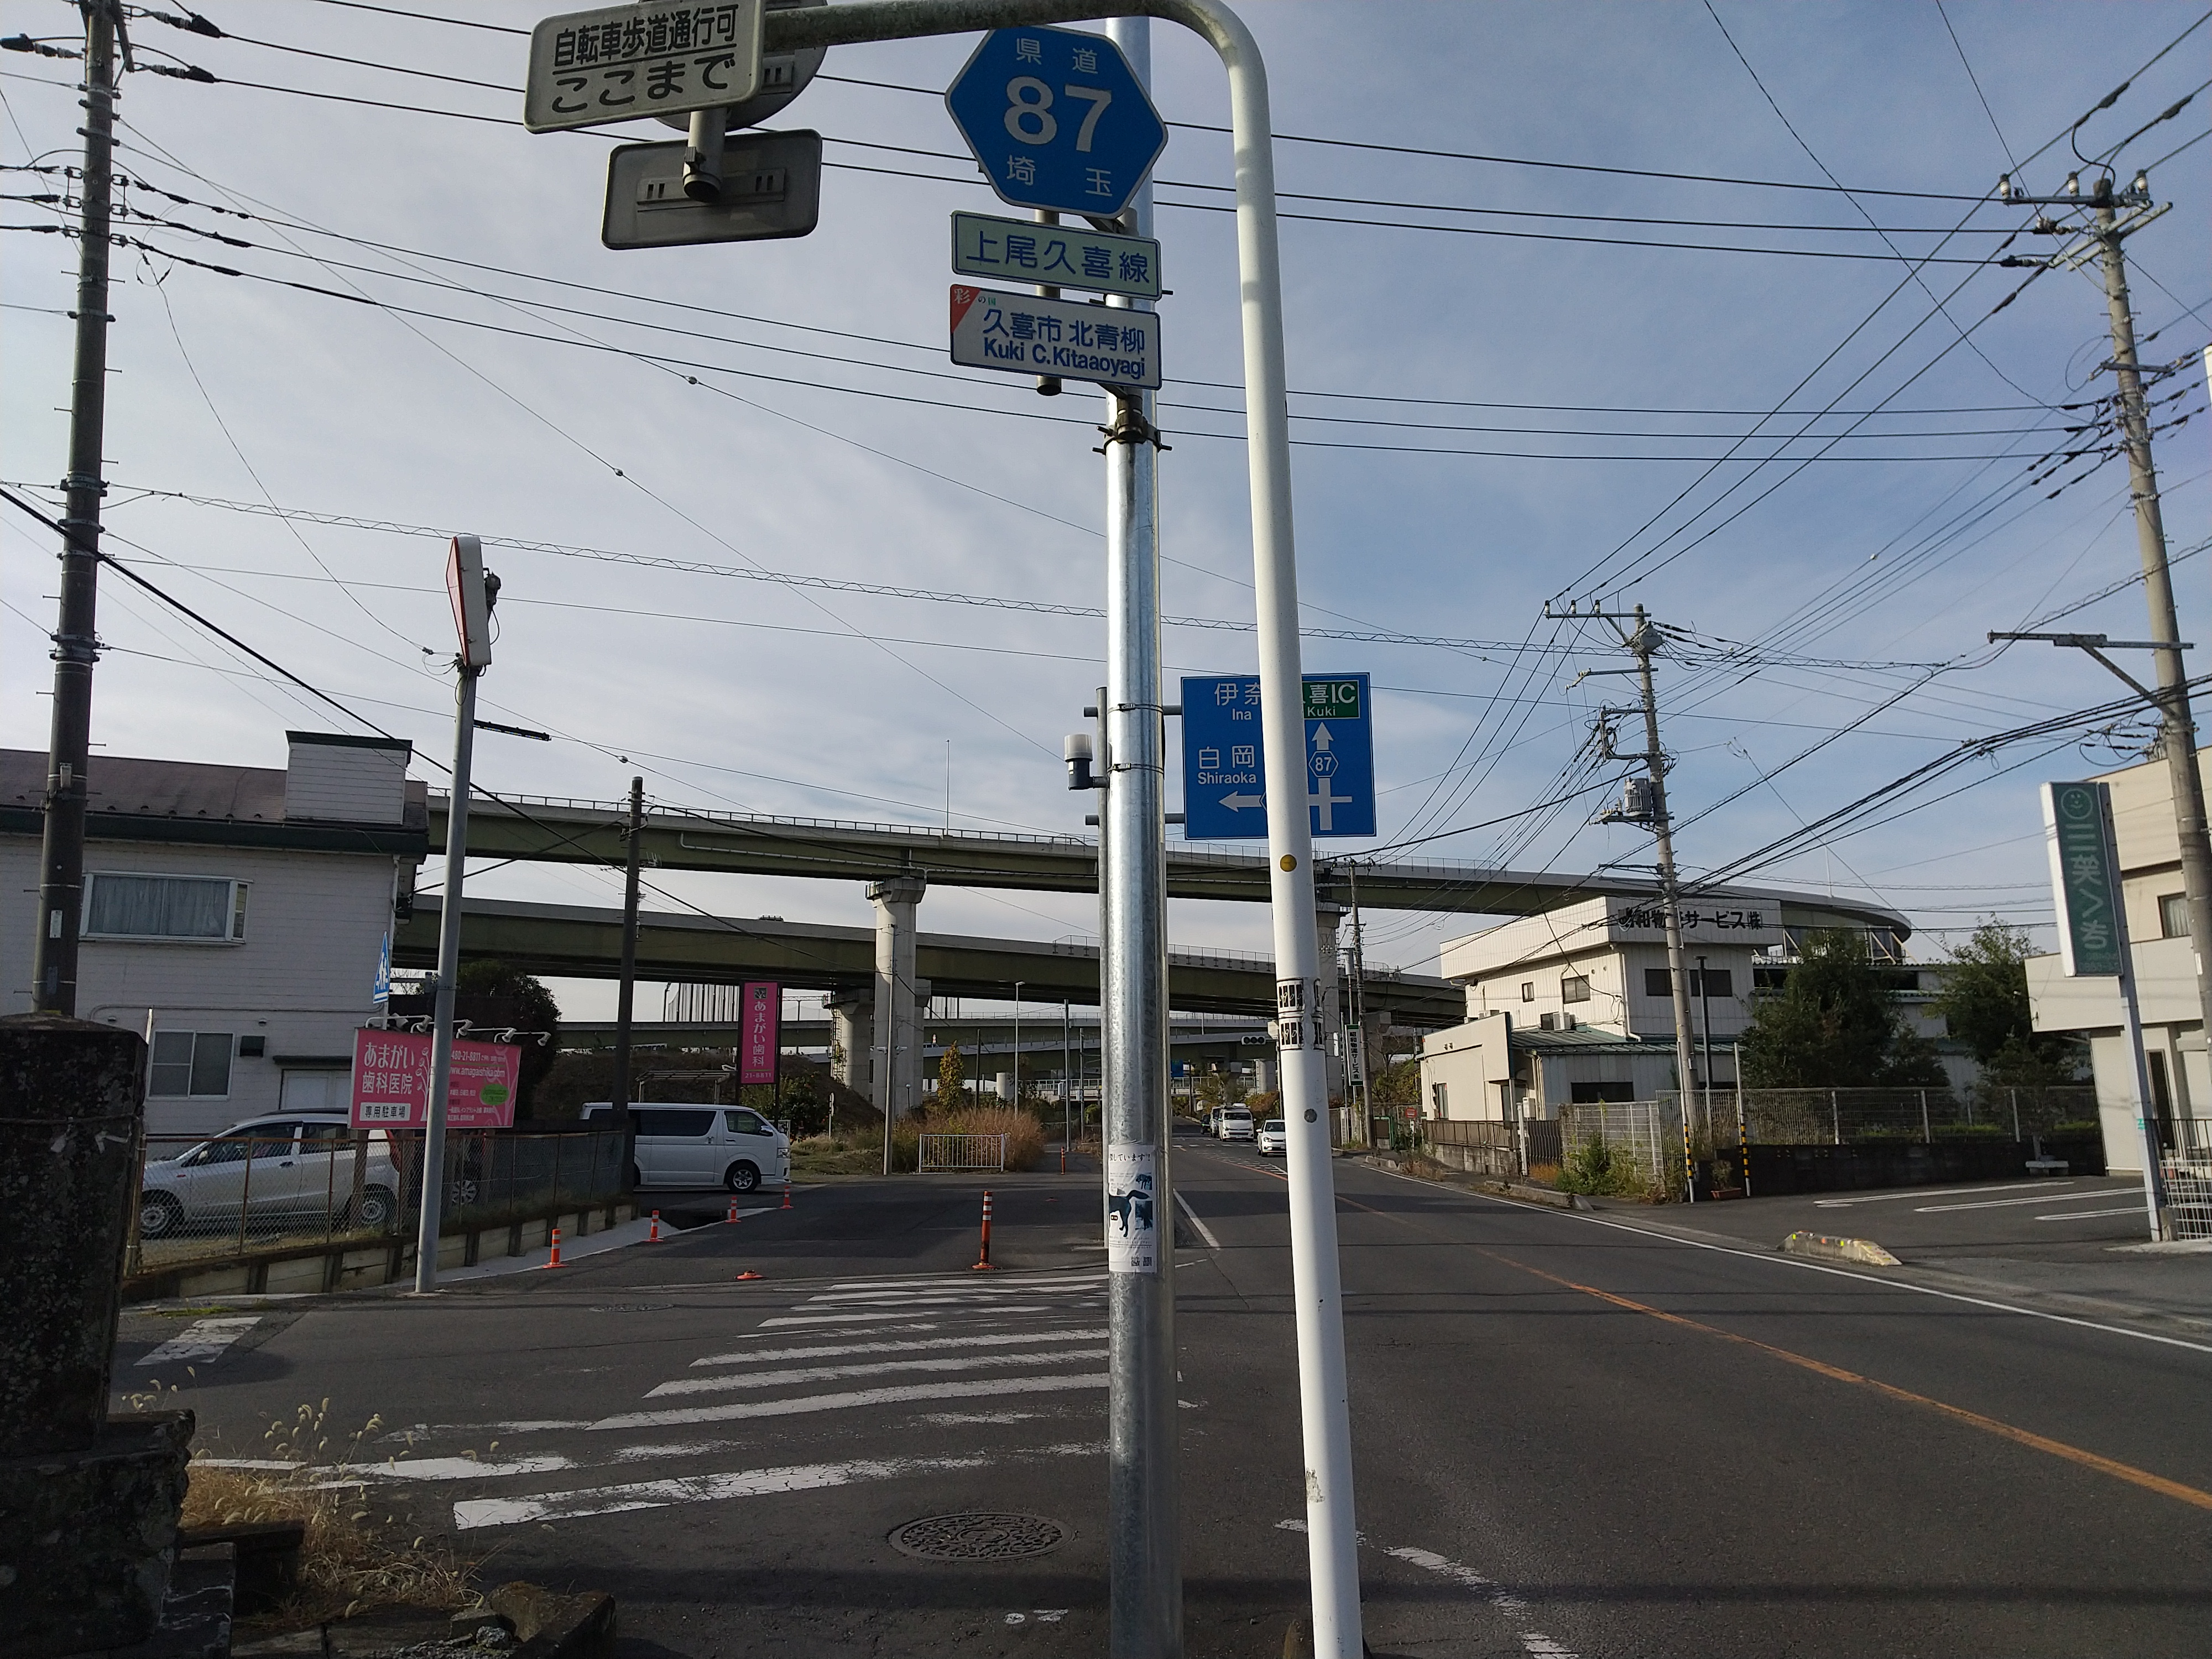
top-left (349, 1028), bottom-right (520, 1129)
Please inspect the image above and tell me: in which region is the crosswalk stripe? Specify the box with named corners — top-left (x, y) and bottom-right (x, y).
top-left (688, 1328), bottom-right (1110, 1368)
top-left (805, 1285), bottom-right (1105, 1306)
top-left (823, 1272), bottom-right (1104, 1292)
top-left (137, 1316), bottom-right (259, 1368)
top-left (453, 1452), bottom-right (992, 1530)
top-left (758, 1306), bottom-right (1069, 1328)
top-left (590, 1372), bottom-right (1108, 1432)
top-left (647, 1346), bottom-right (1109, 1398)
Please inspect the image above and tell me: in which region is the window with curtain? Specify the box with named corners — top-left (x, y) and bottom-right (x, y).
top-left (84, 873), bottom-right (247, 941)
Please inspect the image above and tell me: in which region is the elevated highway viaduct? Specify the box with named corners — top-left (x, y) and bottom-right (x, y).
top-left (424, 797), bottom-right (1910, 1118)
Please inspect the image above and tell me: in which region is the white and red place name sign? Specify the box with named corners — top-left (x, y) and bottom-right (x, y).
top-left (349, 1028), bottom-right (520, 1129)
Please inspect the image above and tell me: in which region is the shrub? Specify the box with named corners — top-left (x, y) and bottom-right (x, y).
top-left (1554, 1135), bottom-right (1663, 1200)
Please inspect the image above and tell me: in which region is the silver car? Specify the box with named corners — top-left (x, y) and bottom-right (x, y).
top-left (138, 1113), bottom-right (399, 1240)
top-left (1256, 1118), bottom-right (1288, 1155)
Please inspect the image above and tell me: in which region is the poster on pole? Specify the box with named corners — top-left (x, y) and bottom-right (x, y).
top-left (349, 1029), bottom-right (520, 1129)
top-left (1103, 1142), bottom-right (1158, 1274)
top-left (2042, 781), bottom-right (2124, 977)
top-left (739, 982), bottom-right (781, 1086)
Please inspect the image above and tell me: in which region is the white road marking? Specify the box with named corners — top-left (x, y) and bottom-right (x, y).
top-left (755, 1315), bottom-right (948, 1331)
top-left (1814, 1180), bottom-right (2074, 1207)
top-left (455, 1452), bottom-right (989, 1529)
top-left (646, 1347), bottom-right (1109, 1399)
top-left (2036, 1206), bottom-right (2152, 1221)
top-left (1175, 1191), bottom-right (1222, 1250)
top-left (135, 1316), bottom-right (259, 1368)
top-left (826, 1272), bottom-right (1104, 1291)
top-left (1916, 1190), bottom-right (2133, 1214)
top-left (453, 1440), bottom-right (1105, 1530)
top-left (191, 1457), bottom-right (302, 1470)
top-left (686, 1328), bottom-right (1110, 1370)
top-left (803, 1287), bottom-right (1106, 1307)
top-left (591, 1372), bottom-right (1109, 1432)
top-left (1359, 1161), bottom-right (2212, 1356)
top-left (359, 1454), bottom-right (575, 1482)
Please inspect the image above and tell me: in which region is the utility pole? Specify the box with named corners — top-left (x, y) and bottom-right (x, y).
top-left (30, 1), bottom-right (120, 1015)
top-left (1631, 612), bottom-right (1702, 1203)
top-left (1097, 22), bottom-right (1180, 1653)
top-left (1560, 602), bottom-right (1701, 1199)
top-left (1348, 865), bottom-right (1372, 1146)
top-left (612, 776), bottom-right (644, 1186)
top-left (1999, 166), bottom-right (2212, 1045)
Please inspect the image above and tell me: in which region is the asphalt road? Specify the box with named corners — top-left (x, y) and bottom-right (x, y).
top-left (119, 1126), bottom-right (2212, 1657)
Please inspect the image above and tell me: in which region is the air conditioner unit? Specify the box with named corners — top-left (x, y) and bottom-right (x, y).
top-left (1561, 1013), bottom-right (1577, 1031)
top-left (1538, 1013), bottom-right (1558, 1031)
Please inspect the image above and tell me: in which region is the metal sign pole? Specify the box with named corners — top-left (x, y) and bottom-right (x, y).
top-left (1099, 22), bottom-right (1180, 1657)
top-left (415, 664), bottom-right (479, 1293)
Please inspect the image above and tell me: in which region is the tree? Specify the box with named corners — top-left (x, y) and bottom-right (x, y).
top-left (452, 960), bottom-right (561, 1117)
top-left (938, 1041), bottom-right (967, 1109)
top-left (1931, 920), bottom-right (2086, 1086)
top-left (1738, 930), bottom-right (1944, 1089)
top-left (1369, 1057), bottom-right (1420, 1110)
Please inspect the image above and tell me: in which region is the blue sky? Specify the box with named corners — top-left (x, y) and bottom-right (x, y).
top-left (4, 1), bottom-right (2206, 1018)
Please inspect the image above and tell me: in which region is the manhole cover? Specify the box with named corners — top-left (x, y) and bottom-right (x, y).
top-left (889, 1512), bottom-right (1066, 1561)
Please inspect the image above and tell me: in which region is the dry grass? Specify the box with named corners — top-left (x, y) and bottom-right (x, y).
top-left (180, 1401), bottom-right (478, 1627)
top-left (891, 1105), bottom-right (1047, 1172)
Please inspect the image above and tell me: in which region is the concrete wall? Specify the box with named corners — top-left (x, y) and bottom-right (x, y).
top-left (0, 837), bottom-right (400, 1138)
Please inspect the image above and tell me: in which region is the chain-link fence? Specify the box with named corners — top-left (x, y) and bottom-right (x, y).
top-left (1552, 1087), bottom-right (2105, 1201)
top-left (132, 1126), bottom-right (626, 1271)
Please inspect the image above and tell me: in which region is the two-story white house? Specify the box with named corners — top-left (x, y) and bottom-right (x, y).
top-left (1418, 895), bottom-right (1785, 1122)
top-left (2, 733), bottom-right (427, 1138)
top-left (2028, 750), bottom-right (2211, 1175)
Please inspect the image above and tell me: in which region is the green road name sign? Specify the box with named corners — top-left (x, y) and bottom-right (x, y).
top-left (1303, 679), bottom-right (1363, 721)
top-left (2042, 780), bottom-right (2124, 977)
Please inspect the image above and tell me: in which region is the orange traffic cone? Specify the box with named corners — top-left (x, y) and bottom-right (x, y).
top-left (781, 1180), bottom-right (792, 1211)
top-left (735, 1269), bottom-right (763, 1281)
top-left (726, 1198), bottom-right (739, 1224)
top-left (544, 1227), bottom-right (564, 1269)
top-left (648, 1209), bottom-right (662, 1243)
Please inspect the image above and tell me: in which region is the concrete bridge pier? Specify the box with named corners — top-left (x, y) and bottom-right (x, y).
top-left (868, 875), bottom-right (927, 1122)
top-left (825, 986), bottom-right (873, 1100)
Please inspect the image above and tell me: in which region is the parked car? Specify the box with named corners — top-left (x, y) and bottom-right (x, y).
top-left (138, 1113), bottom-right (398, 1240)
top-left (1206, 1108), bottom-right (1223, 1136)
top-left (1256, 1118), bottom-right (1287, 1155)
top-left (1218, 1107), bottom-right (1255, 1142)
top-left (581, 1102), bottom-right (791, 1192)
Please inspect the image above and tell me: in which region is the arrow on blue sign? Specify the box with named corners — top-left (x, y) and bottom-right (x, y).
top-left (944, 26), bottom-right (1167, 219)
top-left (1179, 674), bottom-right (1376, 841)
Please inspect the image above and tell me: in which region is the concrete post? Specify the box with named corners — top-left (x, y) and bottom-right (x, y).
top-left (0, 1014), bottom-right (194, 1651)
top-left (868, 875), bottom-right (926, 1125)
top-left (825, 986), bottom-right (873, 1098)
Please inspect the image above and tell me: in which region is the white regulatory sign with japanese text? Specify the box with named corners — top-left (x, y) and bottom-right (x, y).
top-left (1104, 1142), bottom-right (1159, 1274)
top-left (950, 285), bottom-right (1161, 390)
top-left (525, 2), bottom-right (763, 133)
top-left (951, 212), bottom-right (1161, 300)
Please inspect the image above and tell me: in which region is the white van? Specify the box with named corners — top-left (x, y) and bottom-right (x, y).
top-left (581, 1103), bottom-right (792, 1193)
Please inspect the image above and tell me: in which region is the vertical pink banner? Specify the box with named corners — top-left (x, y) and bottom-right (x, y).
top-left (738, 982), bottom-right (780, 1086)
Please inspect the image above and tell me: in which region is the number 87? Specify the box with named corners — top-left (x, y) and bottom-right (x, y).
top-left (1004, 77), bottom-right (1113, 151)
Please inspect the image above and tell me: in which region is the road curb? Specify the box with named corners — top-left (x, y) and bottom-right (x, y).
top-left (1359, 1155), bottom-right (1591, 1209)
top-left (1780, 1230), bottom-right (1901, 1267)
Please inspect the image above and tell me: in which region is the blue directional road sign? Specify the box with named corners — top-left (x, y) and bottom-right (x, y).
top-left (1180, 674), bottom-right (1375, 841)
top-left (944, 26), bottom-right (1167, 219)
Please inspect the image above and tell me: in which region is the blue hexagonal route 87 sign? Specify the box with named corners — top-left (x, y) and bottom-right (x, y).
top-left (944, 26), bottom-right (1167, 220)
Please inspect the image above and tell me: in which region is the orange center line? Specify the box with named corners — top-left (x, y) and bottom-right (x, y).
top-left (1320, 1181), bottom-right (2212, 1513)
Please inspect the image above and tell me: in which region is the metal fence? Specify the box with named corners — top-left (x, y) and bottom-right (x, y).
top-left (1731, 1087), bottom-right (2098, 1148)
top-left (917, 1132), bottom-right (1008, 1173)
top-left (2163, 1118), bottom-right (2212, 1241)
top-left (132, 1126), bottom-right (627, 1272)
